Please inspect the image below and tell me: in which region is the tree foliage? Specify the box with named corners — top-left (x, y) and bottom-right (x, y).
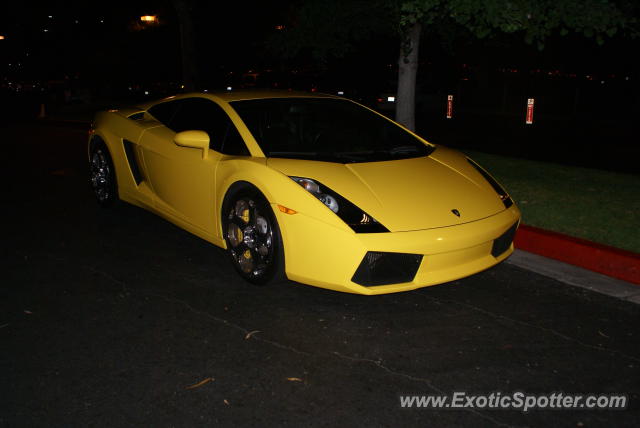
top-left (276, 0), bottom-right (637, 61)
top-left (446, 0), bottom-right (636, 47)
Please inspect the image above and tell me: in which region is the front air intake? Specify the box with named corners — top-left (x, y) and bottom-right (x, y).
top-left (491, 222), bottom-right (519, 257)
top-left (352, 251), bottom-right (423, 286)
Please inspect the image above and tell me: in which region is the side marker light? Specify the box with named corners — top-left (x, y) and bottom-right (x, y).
top-left (277, 205), bottom-right (297, 215)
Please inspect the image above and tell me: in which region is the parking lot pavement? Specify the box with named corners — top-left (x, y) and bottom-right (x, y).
top-left (1, 122), bottom-right (639, 427)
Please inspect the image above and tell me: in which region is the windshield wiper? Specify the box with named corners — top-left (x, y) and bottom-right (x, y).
top-left (268, 151), bottom-right (318, 156)
top-left (267, 151), bottom-right (368, 163)
top-left (389, 145), bottom-right (420, 155)
top-left (322, 152), bottom-right (369, 162)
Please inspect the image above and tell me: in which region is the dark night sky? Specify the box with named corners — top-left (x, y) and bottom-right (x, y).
top-left (0, 1), bottom-right (290, 77)
top-left (1, 1), bottom-right (638, 95)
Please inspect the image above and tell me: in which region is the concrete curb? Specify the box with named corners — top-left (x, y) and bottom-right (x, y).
top-left (515, 224), bottom-right (640, 285)
top-left (506, 250), bottom-right (640, 304)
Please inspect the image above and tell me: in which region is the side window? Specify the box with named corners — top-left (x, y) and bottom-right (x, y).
top-left (169, 98), bottom-right (249, 155)
top-left (221, 124), bottom-right (250, 156)
top-left (147, 100), bottom-right (180, 126)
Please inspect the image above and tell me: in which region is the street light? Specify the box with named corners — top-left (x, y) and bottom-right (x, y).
top-left (140, 15), bottom-right (158, 23)
top-left (0, 35), bottom-right (5, 40)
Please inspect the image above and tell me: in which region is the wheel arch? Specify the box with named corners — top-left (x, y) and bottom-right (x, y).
top-left (219, 179), bottom-right (287, 284)
top-left (219, 179), bottom-right (273, 237)
top-left (215, 162), bottom-right (348, 240)
top-left (88, 133), bottom-right (106, 157)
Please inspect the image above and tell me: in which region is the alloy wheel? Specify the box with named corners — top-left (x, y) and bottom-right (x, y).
top-left (225, 197), bottom-right (275, 280)
top-left (90, 148), bottom-right (112, 203)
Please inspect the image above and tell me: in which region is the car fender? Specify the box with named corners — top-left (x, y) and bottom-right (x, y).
top-left (215, 158), bottom-right (353, 239)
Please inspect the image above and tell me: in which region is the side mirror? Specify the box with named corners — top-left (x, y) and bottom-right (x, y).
top-left (174, 130), bottom-right (210, 159)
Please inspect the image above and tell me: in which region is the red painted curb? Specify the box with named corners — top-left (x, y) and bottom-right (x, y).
top-left (514, 224), bottom-right (640, 285)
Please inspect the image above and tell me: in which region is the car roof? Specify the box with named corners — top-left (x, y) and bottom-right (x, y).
top-left (138, 90), bottom-right (338, 109)
top-left (208, 89), bottom-right (336, 102)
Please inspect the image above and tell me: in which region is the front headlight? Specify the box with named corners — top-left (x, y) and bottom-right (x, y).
top-left (290, 176), bottom-right (389, 233)
top-left (466, 158), bottom-right (513, 209)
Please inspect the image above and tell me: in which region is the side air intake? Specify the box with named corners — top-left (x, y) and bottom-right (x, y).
top-left (122, 140), bottom-right (144, 185)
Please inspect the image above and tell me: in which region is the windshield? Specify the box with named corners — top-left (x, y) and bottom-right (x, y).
top-left (230, 98), bottom-right (434, 163)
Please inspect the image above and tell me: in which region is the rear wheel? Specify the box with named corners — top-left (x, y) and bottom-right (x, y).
top-left (222, 186), bottom-right (285, 285)
top-left (89, 141), bottom-right (118, 207)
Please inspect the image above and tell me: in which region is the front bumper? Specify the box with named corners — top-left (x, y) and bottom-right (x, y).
top-left (275, 205), bottom-right (521, 295)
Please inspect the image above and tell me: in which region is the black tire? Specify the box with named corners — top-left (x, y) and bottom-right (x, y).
top-left (89, 140), bottom-right (119, 207)
top-left (221, 185), bottom-right (285, 285)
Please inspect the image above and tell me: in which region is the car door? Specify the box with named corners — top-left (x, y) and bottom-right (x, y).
top-left (140, 97), bottom-right (231, 234)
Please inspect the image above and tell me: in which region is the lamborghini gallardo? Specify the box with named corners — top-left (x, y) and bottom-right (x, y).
top-left (88, 91), bottom-right (520, 295)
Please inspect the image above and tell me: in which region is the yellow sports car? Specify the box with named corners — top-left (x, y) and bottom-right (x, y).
top-left (88, 91), bottom-right (520, 295)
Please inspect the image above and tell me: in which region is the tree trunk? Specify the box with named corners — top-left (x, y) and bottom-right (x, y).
top-left (395, 22), bottom-right (421, 131)
top-left (172, 0), bottom-right (198, 91)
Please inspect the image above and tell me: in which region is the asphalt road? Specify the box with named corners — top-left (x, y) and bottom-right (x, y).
top-left (1, 121), bottom-right (639, 427)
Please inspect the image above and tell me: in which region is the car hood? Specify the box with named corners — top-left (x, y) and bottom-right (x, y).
top-left (267, 146), bottom-right (507, 232)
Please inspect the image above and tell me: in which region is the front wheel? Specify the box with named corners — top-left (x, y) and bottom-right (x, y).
top-left (89, 141), bottom-right (118, 207)
top-left (222, 187), bottom-right (285, 285)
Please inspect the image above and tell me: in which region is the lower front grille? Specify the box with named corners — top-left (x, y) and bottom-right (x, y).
top-left (491, 222), bottom-right (519, 257)
top-left (351, 251), bottom-right (423, 286)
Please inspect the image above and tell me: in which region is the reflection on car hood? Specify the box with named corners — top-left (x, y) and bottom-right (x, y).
top-left (267, 146), bottom-right (507, 232)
